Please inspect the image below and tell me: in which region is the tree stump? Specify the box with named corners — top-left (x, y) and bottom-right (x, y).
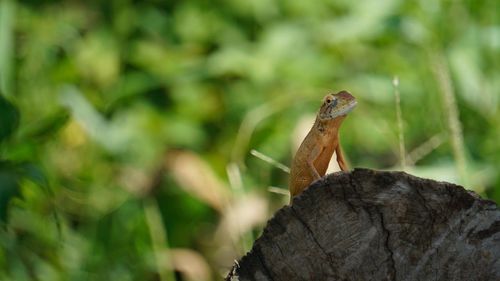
top-left (226, 169), bottom-right (500, 281)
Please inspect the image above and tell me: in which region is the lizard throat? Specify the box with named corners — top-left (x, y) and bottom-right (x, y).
top-left (315, 117), bottom-right (343, 134)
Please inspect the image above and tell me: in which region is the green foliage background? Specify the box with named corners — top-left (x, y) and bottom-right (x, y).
top-left (0, 0), bottom-right (498, 280)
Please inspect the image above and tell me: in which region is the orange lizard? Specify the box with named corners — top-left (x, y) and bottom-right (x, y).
top-left (289, 91), bottom-right (357, 203)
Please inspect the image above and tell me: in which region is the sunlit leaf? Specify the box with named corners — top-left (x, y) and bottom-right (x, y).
top-left (169, 248), bottom-right (211, 281)
top-left (0, 0), bottom-right (15, 96)
top-left (166, 150), bottom-right (228, 212)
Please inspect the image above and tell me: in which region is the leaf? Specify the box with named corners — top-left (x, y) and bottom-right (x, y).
top-left (0, 163), bottom-right (20, 222)
top-left (18, 109), bottom-right (69, 141)
top-left (165, 150), bottom-right (228, 212)
top-left (0, 94), bottom-right (19, 141)
top-left (0, 0), bottom-right (15, 96)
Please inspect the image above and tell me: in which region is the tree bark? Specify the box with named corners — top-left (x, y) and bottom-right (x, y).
top-left (226, 168), bottom-right (500, 281)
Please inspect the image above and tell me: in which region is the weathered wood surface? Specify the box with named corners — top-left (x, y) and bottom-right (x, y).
top-left (226, 169), bottom-right (500, 281)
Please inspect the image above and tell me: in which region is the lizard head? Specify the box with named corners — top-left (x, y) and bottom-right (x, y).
top-left (318, 90), bottom-right (357, 121)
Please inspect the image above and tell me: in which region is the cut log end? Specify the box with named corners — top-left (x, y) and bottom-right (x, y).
top-left (226, 168), bottom-right (500, 281)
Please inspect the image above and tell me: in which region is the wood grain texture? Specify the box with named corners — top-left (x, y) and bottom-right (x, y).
top-left (226, 169), bottom-right (500, 281)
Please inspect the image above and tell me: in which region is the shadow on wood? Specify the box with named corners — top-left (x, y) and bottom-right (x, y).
top-left (226, 168), bottom-right (500, 281)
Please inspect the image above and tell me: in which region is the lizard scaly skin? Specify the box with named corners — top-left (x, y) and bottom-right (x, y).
top-left (289, 91), bottom-right (357, 203)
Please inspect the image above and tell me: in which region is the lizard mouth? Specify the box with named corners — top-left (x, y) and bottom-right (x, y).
top-left (324, 100), bottom-right (357, 119)
top-left (340, 100), bottom-right (357, 116)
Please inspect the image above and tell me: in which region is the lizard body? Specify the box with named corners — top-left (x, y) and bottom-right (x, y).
top-left (289, 91), bottom-right (356, 202)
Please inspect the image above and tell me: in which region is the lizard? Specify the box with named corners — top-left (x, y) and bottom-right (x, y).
top-left (289, 90), bottom-right (357, 203)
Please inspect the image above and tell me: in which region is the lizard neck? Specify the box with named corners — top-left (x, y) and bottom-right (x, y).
top-left (314, 116), bottom-right (345, 136)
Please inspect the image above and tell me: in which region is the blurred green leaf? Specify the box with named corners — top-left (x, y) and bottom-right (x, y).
top-left (0, 94), bottom-right (19, 141)
top-left (18, 109), bottom-right (69, 141)
top-left (0, 0), bottom-right (15, 96)
top-left (0, 163), bottom-right (19, 222)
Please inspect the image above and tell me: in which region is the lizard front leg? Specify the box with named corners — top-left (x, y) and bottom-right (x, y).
top-left (336, 143), bottom-right (349, 171)
top-left (307, 145), bottom-right (323, 180)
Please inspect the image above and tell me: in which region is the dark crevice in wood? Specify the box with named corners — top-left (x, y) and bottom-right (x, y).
top-left (376, 207), bottom-right (396, 281)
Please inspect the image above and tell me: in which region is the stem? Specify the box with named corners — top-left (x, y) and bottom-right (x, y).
top-left (393, 76), bottom-right (406, 170)
top-left (430, 52), bottom-right (468, 186)
top-left (250, 149), bottom-right (290, 174)
top-left (144, 198), bottom-right (175, 281)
